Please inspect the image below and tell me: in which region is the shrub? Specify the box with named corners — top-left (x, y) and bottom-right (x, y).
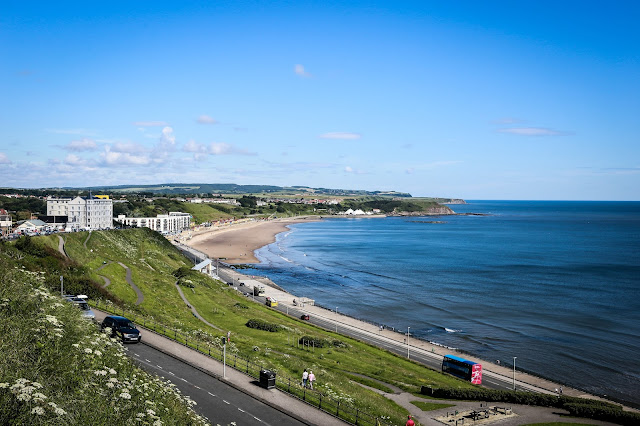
top-left (246, 319), bottom-right (282, 332)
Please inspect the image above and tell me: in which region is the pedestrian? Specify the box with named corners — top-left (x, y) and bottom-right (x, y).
top-left (559, 386), bottom-right (563, 395)
top-left (302, 369), bottom-right (308, 388)
top-left (405, 414), bottom-right (415, 426)
top-left (308, 370), bottom-right (315, 389)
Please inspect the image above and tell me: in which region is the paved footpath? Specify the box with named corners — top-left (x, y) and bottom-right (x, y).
top-left (94, 308), bottom-right (345, 426)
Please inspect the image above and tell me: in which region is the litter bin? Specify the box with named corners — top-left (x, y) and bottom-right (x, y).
top-left (259, 369), bottom-right (276, 389)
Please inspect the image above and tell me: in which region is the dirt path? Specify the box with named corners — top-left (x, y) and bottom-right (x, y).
top-left (174, 282), bottom-right (221, 331)
top-left (57, 235), bottom-right (68, 258)
top-left (117, 262), bottom-right (144, 305)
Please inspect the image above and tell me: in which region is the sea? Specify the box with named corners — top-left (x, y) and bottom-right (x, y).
top-left (251, 201), bottom-right (640, 408)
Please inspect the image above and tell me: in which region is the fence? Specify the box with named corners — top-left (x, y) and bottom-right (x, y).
top-left (92, 300), bottom-right (393, 426)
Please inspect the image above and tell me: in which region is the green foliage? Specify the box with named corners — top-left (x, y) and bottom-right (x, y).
top-left (0, 246), bottom-right (208, 425)
top-left (173, 266), bottom-right (193, 279)
top-left (422, 387), bottom-right (637, 424)
top-left (298, 336), bottom-right (347, 348)
top-left (246, 318), bottom-right (282, 332)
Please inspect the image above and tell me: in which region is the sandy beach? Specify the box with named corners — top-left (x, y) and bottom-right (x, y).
top-left (186, 217), bottom-right (321, 264)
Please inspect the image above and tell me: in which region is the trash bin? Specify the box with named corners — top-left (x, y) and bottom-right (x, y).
top-left (259, 369), bottom-right (276, 389)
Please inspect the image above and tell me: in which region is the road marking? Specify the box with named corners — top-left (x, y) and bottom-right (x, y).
top-left (207, 392), bottom-right (216, 397)
top-left (194, 385), bottom-right (201, 389)
top-left (134, 353), bottom-right (140, 357)
top-left (223, 400), bottom-right (230, 404)
top-left (169, 371), bottom-right (175, 375)
top-left (253, 416), bottom-right (262, 422)
top-left (180, 378), bottom-right (188, 382)
top-left (145, 359), bottom-right (151, 363)
top-left (238, 408), bottom-right (245, 413)
top-left (157, 365), bottom-right (163, 369)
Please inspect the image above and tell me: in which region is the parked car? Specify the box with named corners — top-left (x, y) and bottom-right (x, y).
top-left (101, 315), bottom-right (141, 343)
top-left (64, 294), bottom-right (95, 320)
top-left (300, 314), bottom-right (310, 320)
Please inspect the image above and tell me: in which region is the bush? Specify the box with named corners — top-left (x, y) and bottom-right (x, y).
top-left (298, 336), bottom-right (347, 348)
top-left (246, 318), bottom-right (282, 332)
top-left (172, 266), bottom-right (192, 279)
top-left (421, 387), bottom-right (637, 424)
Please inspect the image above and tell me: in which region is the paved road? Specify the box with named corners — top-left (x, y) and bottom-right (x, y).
top-left (127, 342), bottom-right (306, 426)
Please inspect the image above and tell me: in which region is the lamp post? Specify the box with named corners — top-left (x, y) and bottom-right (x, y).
top-left (335, 307), bottom-right (338, 332)
top-left (513, 356), bottom-right (517, 390)
top-left (407, 327), bottom-right (411, 359)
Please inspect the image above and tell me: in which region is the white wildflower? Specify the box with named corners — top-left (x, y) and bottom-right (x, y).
top-left (54, 407), bottom-right (67, 415)
top-left (31, 406), bottom-right (45, 415)
top-left (84, 348), bottom-right (93, 354)
top-left (119, 392), bottom-right (131, 400)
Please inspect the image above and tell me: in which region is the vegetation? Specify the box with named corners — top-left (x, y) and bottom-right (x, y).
top-left (0, 242), bottom-right (207, 425)
top-left (421, 387), bottom-right (640, 425)
top-left (16, 228), bottom-right (474, 423)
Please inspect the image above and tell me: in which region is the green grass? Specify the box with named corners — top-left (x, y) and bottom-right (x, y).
top-left (410, 400), bottom-right (455, 411)
top-left (0, 251), bottom-right (208, 425)
top-left (38, 228), bottom-right (476, 423)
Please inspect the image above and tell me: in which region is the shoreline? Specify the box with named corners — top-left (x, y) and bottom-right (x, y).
top-left (180, 216), bottom-right (636, 411)
top-left (184, 216), bottom-right (321, 264)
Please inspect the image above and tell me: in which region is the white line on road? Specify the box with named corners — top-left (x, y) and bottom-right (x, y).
top-left (223, 400), bottom-right (230, 404)
top-left (207, 392), bottom-right (216, 397)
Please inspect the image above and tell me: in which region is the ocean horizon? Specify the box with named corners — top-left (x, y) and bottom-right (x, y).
top-left (251, 200), bottom-right (640, 408)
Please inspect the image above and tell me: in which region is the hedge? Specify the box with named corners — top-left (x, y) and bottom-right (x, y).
top-left (421, 386), bottom-right (639, 425)
top-left (245, 318), bottom-right (282, 332)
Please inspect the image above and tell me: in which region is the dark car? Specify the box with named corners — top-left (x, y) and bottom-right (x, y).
top-left (300, 314), bottom-right (310, 320)
top-left (101, 315), bottom-right (141, 343)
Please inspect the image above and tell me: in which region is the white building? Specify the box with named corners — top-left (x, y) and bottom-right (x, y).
top-left (0, 209), bottom-right (11, 233)
top-left (116, 212), bottom-right (191, 233)
top-left (47, 195), bottom-right (113, 230)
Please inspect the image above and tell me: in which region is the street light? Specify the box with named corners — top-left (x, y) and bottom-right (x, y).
top-left (407, 326), bottom-right (411, 359)
top-left (335, 307), bottom-right (338, 332)
top-left (513, 356), bottom-right (517, 390)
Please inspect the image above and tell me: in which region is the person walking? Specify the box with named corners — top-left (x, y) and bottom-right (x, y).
top-left (302, 369), bottom-right (308, 388)
top-left (405, 415), bottom-right (415, 426)
top-left (308, 370), bottom-right (315, 389)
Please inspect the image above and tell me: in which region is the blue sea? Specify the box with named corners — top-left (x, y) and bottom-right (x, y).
top-left (252, 201), bottom-right (640, 408)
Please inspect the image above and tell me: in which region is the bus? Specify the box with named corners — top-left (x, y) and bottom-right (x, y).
top-left (442, 355), bottom-right (482, 384)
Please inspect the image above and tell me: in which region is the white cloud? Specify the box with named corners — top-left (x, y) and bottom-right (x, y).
top-left (160, 127), bottom-right (176, 146)
top-left (101, 146), bottom-right (152, 166)
top-left (345, 166), bottom-right (354, 173)
top-left (64, 154), bottom-right (90, 166)
top-left (64, 138), bottom-right (97, 152)
top-left (183, 140), bottom-right (207, 153)
top-left (209, 142), bottom-right (234, 155)
top-left (0, 152), bottom-right (10, 164)
top-left (197, 115), bottom-right (217, 124)
top-left (294, 64), bottom-right (311, 77)
top-left (112, 142), bottom-right (146, 154)
top-left (498, 127), bottom-right (565, 136)
top-left (132, 121), bottom-right (169, 127)
top-left (320, 132), bottom-right (361, 140)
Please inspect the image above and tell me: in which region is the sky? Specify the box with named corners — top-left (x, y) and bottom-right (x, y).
top-left (1, 1), bottom-right (639, 200)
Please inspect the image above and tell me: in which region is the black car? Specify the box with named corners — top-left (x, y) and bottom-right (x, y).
top-left (300, 314), bottom-right (310, 320)
top-left (101, 315), bottom-right (141, 343)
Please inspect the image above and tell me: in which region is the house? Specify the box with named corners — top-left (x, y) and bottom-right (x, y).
top-left (15, 219), bottom-right (47, 234)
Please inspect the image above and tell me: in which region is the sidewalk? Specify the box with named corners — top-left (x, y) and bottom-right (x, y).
top-left (94, 309), bottom-right (346, 426)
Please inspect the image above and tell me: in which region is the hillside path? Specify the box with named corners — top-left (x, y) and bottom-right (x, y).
top-left (57, 235), bottom-right (68, 258)
top-left (96, 261), bottom-right (113, 288)
top-left (174, 282), bottom-right (221, 331)
top-left (118, 262), bottom-right (144, 305)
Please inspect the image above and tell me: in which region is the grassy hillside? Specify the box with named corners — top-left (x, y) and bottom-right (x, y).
top-left (43, 228), bottom-right (475, 422)
top-left (0, 239), bottom-right (207, 425)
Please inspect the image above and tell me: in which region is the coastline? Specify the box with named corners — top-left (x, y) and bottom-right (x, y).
top-left (180, 215), bottom-right (636, 411)
top-left (185, 216), bottom-right (321, 264)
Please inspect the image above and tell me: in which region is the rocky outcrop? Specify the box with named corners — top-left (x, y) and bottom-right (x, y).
top-left (390, 205), bottom-right (456, 216)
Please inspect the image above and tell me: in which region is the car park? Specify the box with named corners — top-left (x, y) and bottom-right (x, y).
top-left (101, 315), bottom-right (141, 343)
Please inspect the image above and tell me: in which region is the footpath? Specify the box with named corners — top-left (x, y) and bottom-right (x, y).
top-left (93, 308), bottom-right (344, 426)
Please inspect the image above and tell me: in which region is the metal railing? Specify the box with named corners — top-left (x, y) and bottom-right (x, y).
top-left (92, 300), bottom-right (393, 426)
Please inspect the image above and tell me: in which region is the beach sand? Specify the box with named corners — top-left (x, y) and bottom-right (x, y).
top-left (187, 217), bottom-right (320, 264)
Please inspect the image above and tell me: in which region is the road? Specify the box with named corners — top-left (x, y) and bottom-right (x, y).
top-left (174, 243), bottom-right (553, 395)
top-left (126, 342), bottom-right (307, 426)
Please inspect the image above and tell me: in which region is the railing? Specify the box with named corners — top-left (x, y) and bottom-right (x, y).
top-left (92, 300), bottom-right (393, 426)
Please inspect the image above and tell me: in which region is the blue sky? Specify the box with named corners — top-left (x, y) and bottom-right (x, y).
top-left (1, 1), bottom-right (639, 200)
